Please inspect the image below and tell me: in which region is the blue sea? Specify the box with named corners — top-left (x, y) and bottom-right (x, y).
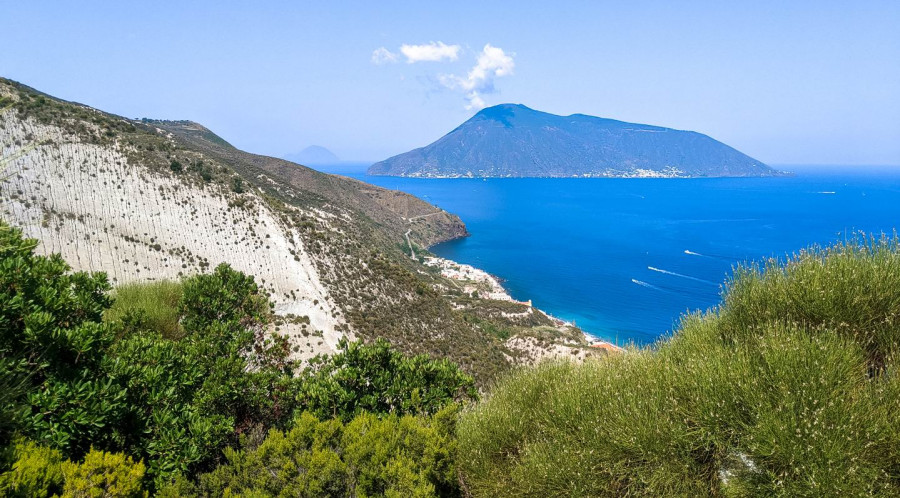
top-left (330, 164), bottom-right (900, 345)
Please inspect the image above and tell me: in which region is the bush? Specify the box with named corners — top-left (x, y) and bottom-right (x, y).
top-left (715, 234), bottom-right (900, 371)
top-left (296, 338), bottom-right (477, 422)
top-left (0, 222), bottom-right (127, 457)
top-left (167, 406), bottom-right (461, 497)
top-left (61, 448), bottom-right (146, 498)
top-left (230, 177), bottom-right (245, 194)
top-left (179, 263), bottom-right (269, 334)
top-left (0, 439), bottom-right (64, 497)
top-left (458, 236), bottom-right (900, 496)
top-left (0, 223), bottom-right (297, 490)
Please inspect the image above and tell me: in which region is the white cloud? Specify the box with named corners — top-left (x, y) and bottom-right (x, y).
top-left (439, 44), bottom-right (515, 110)
top-left (371, 47), bottom-right (399, 65)
top-left (399, 41), bottom-right (461, 63)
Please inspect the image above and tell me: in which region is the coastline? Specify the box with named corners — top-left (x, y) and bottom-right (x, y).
top-left (423, 254), bottom-right (624, 352)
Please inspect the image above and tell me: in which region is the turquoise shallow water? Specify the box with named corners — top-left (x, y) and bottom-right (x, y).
top-left (339, 165), bottom-right (900, 345)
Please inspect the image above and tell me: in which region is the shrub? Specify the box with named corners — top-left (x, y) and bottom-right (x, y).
top-left (230, 177), bottom-right (244, 194)
top-left (0, 439), bottom-right (64, 497)
top-left (458, 236), bottom-right (900, 496)
top-left (296, 338), bottom-right (477, 422)
top-left (0, 223), bottom-right (297, 490)
top-left (0, 222), bottom-right (127, 457)
top-left (715, 233), bottom-right (900, 370)
top-left (167, 406), bottom-right (461, 497)
top-left (180, 263), bottom-right (269, 334)
top-left (61, 448), bottom-right (146, 498)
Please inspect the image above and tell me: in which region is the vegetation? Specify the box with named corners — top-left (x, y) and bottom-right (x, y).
top-left (162, 407), bottom-right (460, 497)
top-left (105, 281), bottom-right (184, 339)
top-left (458, 235), bottom-right (900, 496)
top-left (0, 222), bottom-right (475, 495)
top-left (5, 209), bottom-right (900, 496)
top-left (296, 338), bottom-right (477, 422)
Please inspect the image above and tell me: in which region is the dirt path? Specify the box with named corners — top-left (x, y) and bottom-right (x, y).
top-left (408, 210), bottom-right (443, 222)
top-left (404, 229), bottom-right (416, 259)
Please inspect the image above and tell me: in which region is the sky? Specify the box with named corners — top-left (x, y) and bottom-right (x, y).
top-left (1, 1), bottom-right (898, 165)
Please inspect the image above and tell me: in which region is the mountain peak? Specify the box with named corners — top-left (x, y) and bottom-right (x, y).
top-left (284, 145), bottom-right (340, 165)
top-left (369, 105), bottom-right (777, 178)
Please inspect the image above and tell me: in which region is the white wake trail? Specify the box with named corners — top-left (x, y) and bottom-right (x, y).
top-left (647, 266), bottom-right (717, 285)
top-left (631, 278), bottom-right (667, 292)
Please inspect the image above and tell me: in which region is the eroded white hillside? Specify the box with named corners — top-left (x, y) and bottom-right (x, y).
top-left (0, 110), bottom-right (345, 359)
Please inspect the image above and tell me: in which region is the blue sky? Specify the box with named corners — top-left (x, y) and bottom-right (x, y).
top-left (1, 1), bottom-right (898, 165)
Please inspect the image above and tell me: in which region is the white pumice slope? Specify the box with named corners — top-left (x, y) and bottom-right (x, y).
top-left (0, 108), bottom-right (345, 359)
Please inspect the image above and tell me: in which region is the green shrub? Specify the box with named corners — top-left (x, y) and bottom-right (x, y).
top-left (0, 224), bottom-right (297, 490)
top-left (168, 406), bottom-right (460, 497)
top-left (297, 338), bottom-right (477, 422)
top-left (458, 236), bottom-right (900, 496)
top-left (179, 263), bottom-right (269, 334)
top-left (0, 439), bottom-right (64, 497)
top-left (0, 222), bottom-right (127, 457)
top-left (715, 234), bottom-right (900, 370)
top-left (105, 280), bottom-right (183, 339)
top-left (61, 448), bottom-right (146, 497)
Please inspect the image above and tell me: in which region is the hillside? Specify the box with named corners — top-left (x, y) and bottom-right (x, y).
top-left (369, 104), bottom-right (779, 178)
top-left (0, 77), bottom-right (591, 382)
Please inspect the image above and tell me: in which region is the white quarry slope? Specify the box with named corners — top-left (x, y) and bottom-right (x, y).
top-left (0, 106), bottom-right (344, 359)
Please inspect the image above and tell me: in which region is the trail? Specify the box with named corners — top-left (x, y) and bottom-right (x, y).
top-left (404, 229), bottom-right (416, 259)
top-left (648, 266), bottom-right (718, 285)
top-left (408, 210), bottom-right (443, 222)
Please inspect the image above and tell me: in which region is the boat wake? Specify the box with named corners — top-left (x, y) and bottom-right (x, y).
top-left (648, 266), bottom-right (717, 285)
top-left (684, 249), bottom-right (735, 261)
top-left (631, 278), bottom-right (668, 292)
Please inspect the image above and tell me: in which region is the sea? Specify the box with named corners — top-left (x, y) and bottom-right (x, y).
top-left (325, 164), bottom-right (900, 346)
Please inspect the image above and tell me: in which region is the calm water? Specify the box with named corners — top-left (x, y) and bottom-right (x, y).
top-left (337, 165), bottom-right (900, 345)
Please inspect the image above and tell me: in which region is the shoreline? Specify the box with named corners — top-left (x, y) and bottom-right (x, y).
top-left (423, 254), bottom-right (624, 352)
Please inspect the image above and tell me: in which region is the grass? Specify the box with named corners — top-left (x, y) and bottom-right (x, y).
top-left (104, 281), bottom-right (184, 339)
top-left (458, 235), bottom-right (900, 496)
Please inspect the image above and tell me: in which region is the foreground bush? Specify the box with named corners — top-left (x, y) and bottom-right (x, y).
top-left (459, 236), bottom-right (900, 496)
top-left (0, 439), bottom-right (64, 497)
top-left (0, 440), bottom-right (146, 497)
top-left (61, 448), bottom-right (147, 498)
top-left (0, 222), bottom-right (480, 494)
top-left (297, 338), bottom-right (478, 421)
top-left (163, 406), bottom-right (461, 497)
top-left (0, 223), bottom-right (298, 490)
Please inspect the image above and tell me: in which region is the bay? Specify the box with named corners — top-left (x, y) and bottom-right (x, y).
top-left (333, 165), bottom-right (900, 345)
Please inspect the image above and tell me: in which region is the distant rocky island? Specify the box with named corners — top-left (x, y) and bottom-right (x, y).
top-left (284, 145), bottom-right (340, 165)
top-left (369, 104), bottom-right (781, 178)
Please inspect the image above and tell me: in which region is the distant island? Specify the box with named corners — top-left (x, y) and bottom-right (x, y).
top-left (369, 104), bottom-right (781, 178)
top-left (284, 145), bottom-right (340, 165)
